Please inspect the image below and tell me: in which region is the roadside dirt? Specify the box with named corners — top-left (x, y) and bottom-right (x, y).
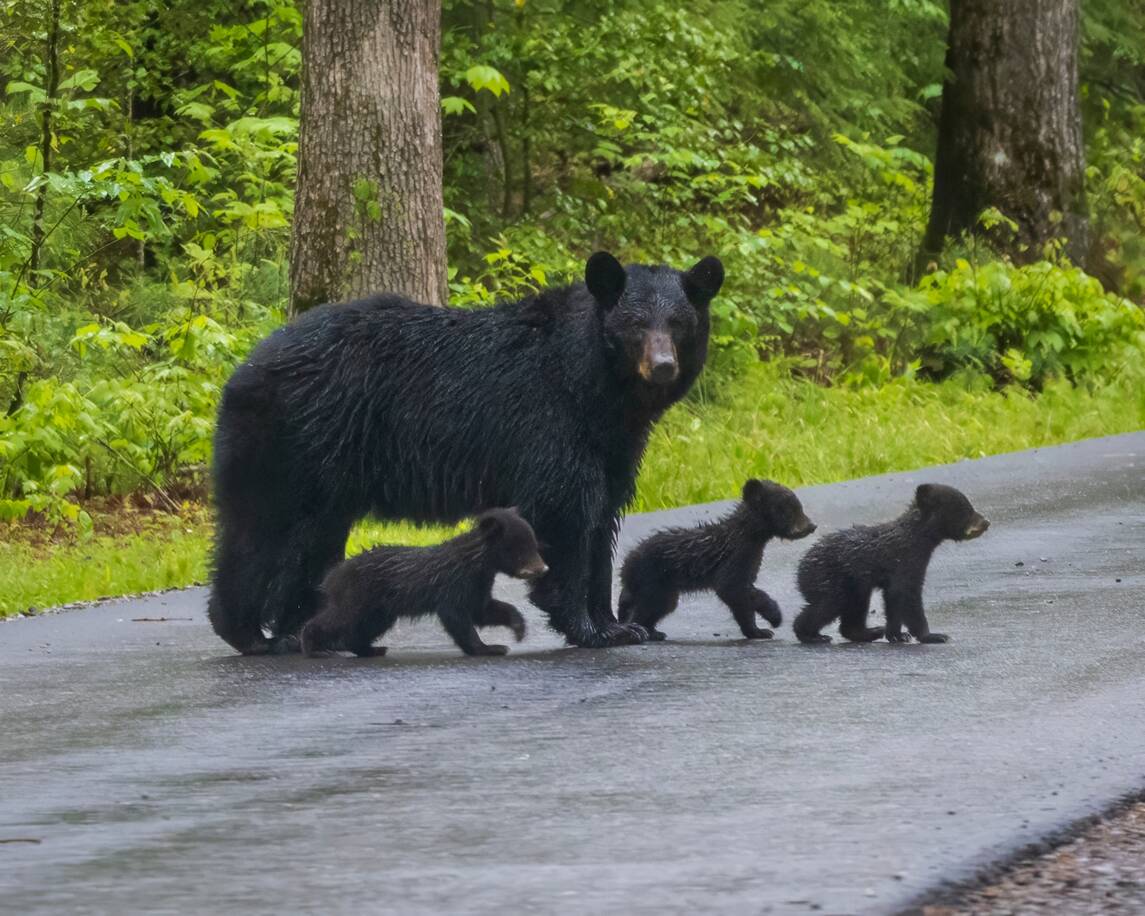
top-left (923, 801), bottom-right (1145, 915)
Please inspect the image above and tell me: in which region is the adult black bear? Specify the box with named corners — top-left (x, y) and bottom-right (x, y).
top-left (208, 251), bottom-right (724, 654)
top-left (618, 479), bottom-right (816, 640)
top-left (301, 508), bottom-right (548, 658)
top-left (793, 483), bottom-right (989, 644)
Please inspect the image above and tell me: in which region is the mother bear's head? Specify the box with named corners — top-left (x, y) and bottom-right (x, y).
top-left (584, 251), bottom-right (724, 397)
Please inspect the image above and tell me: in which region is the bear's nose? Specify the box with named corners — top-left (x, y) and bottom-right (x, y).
top-left (640, 332), bottom-right (679, 384)
top-left (518, 560), bottom-right (549, 580)
top-left (649, 356), bottom-right (678, 383)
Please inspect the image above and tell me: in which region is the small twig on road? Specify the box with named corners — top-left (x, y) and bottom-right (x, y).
top-left (131, 617), bottom-right (193, 622)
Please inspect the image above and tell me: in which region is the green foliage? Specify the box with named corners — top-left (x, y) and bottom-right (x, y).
top-left (635, 361), bottom-right (1145, 512)
top-left (5, 363), bottom-right (1143, 616)
top-left (914, 259), bottom-right (1145, 387)
top-left (1, 0), bottom-right (1144, 533)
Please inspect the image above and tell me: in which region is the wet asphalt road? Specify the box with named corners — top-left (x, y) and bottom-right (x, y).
top-left (1, 433), bottom-right (1143, 915)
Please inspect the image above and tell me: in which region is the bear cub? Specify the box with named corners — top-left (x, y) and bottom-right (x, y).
top-left (618, 479), bottom-right (816, 641)
top-left (793, 483), bottom-right (989, 645)
top-left (301, 508), bottom-right (548, 658)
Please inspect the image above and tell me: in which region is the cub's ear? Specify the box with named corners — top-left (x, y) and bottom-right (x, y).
top-left (915, 484), bottom-right (938, 515)
top-left (585, 252), bottom-right (627, 311)
top-left (741, 478), bottom-right (765, 504)
top-left (478, 514), bottom-right (504, 538)
top-left (683, 255), bottom-right (724, 306)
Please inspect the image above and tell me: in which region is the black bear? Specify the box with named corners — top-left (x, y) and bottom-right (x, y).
top-left (208, 251), bottom-right (724, 654)
top-left (793, 483), bottom-right (989, 644)
top-left (300, 508), bottom-right (547, 658)
top-left (617, 479), bottom-right (817, 641)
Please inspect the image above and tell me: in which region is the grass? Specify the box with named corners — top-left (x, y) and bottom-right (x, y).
top-left (633, 362), bottom-right (1145, 510)
top-left (2, 365), bottom-right (1142, 617)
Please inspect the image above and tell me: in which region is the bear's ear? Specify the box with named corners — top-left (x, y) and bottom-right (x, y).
top-left (742, 478), bottom-right (765, 504)
top-left (683, 255), bottom-right (724, 306)
top-left (585, 252), bottom-right (627, 311)
top-left (915, 484), bottom-right (938, 515)
top-left (478, 514), bottom-right (504, 539)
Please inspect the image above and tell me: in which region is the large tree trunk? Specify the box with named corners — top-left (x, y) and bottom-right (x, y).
top-left (289, 0), bottom-right (447, 313)
top-left (920, 0), bottom-right (1088, 267)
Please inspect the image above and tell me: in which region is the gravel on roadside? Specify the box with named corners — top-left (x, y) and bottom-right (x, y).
top-left (922, 800), bottom-right (1145, 915)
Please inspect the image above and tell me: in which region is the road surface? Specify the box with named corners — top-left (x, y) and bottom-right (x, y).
top-left (1, 433), bottom-right (1143, 914)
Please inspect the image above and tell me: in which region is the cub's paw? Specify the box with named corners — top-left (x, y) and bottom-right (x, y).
top-left (646, 627), bottom-right (668, 642)
top-left (742, 627), bottom-right (775, 640)
top-left (885, 631), bottom-right (911, 644)
top-left (919, 633), bottom-right (950, 644)
top-left (796, 632), bottom-right (832, 645)
top-left (756, 598), bottom-right (783, 629)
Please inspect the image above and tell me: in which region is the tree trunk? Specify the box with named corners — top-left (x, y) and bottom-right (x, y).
top-left (28, 0), bottom-right (61, 286)
top-left (919, 0), bottom-right (1088, 268)
top-left (289, 0), bottom-right (447, 312)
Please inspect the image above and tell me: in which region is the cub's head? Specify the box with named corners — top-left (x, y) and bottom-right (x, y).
top-left (477, 508), bottom-right (549, 580)
top-left (914, 484), bottom-right (990, 541)
top-left (742, 478), bottom-right (816, 539)
top-left (584, 251), bottom-right (723, 395)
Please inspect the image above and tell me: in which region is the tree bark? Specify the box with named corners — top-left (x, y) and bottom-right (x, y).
top-left (289, 0), bottom-right (447, 312)
top-left (920, 0), bottom-right (1088, 267)
top-left (28, 0), bottom-right (61, 286)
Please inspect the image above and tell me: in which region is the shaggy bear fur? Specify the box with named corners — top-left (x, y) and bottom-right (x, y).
top-left (617, 479), bottom-right (816, 641)
top-left (300, 508), bottom-right (548, 658)
top-left (208, 251), bottom-right (724, 654)
top-left (793, 483), bottom-right (989, 644)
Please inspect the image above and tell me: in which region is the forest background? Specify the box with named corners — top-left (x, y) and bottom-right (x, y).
top-left (1, 0), bottom-right (1143, 614)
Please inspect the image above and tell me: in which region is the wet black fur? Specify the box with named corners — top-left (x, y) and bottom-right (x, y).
top-left (793, 483), bottom-right (989, 644)
top-left (208, 252), bottom-right (724, 654)
top-left (617, 479), bottom-right (816, 641)
top-left (300, 508), bottom-right (547, 658)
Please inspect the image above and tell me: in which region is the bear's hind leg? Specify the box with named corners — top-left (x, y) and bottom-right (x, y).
top-left (837, 587), bottom-right (883, 643)
top-left (208, 530), bottom-right (273, 655)
top-left (793, 598), bottom-right (837, 644)
top-left (619, 587), bottom-right (678, 641)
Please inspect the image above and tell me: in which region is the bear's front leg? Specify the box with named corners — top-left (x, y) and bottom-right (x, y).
top-left (586, 523), bottom-right (648, 644)
top-left (886, 580), bottom-right (945, 644)
top-left (529, 538), bottom-right (644, 648)
top-left (475, 598), bottom-right (527, 642)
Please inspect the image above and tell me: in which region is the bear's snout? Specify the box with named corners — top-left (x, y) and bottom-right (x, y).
top-left (517, 559), bottom-right (550, 580)
top-left (791, 518), bottom-right (817, 539)
top-left (964, 514), bottom-right (990, 539)
top-left (639, 332), bottom-right (679, 384)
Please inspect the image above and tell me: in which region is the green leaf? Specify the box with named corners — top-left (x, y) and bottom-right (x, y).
top-left (465, 65), bottom-right (510, 97)
top-left (441, 96), bottom-right (476, 116)
top-left (177, 101), bottom-right (215, 122)
top-left (6, 80), bottom-right (45, 98)
top-left (58, 69), bottom-right (100, 92)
